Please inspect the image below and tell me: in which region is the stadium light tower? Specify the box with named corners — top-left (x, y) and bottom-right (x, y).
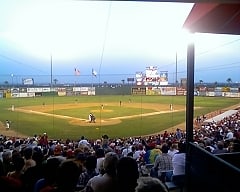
top-left (11, 74), bottom-right (14, 88)
top-left (176, 52), bottom-right (178, 86)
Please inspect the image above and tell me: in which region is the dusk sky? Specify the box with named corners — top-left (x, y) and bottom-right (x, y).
top-left (1, 0), bottom-right (240, 85)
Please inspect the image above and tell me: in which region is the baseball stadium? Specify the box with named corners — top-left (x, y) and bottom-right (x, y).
top-left (1, 81), bottom-right (239, 140)
top-left (1, 1), bottom-right (240, 192)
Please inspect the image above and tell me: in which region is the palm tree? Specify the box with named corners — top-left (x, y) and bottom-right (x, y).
top-left (103, 81), bottom-right (107, 87)
top-left (53, 79), bottom-right (58, 85)
top-left (214, 81), bottom-right (218, 87)
top-left (121, 79), bottom-right (125, 85)
top-left (4, 81), bottom-right (9, 87)
top-left (199, 80), bottom-right (203, 84)
top-left (226, 78), bottom-right (232, 85)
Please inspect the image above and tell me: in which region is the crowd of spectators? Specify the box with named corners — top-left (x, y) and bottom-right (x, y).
top-left (0, 109), bottom-right (239, 192)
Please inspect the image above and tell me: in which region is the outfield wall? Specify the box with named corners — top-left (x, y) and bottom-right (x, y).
top-left (1, 86), bottom-right (240, 98)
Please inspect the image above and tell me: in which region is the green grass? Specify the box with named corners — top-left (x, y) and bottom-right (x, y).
top-left (0, 95), bottom-right (239, 140)
top-left (52, 105), bottom-right (155, 119)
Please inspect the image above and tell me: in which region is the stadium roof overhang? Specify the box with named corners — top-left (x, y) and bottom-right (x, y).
top-left (183, 3), bottom-right (240, 35)
top-left (182, 2), bottom-right (240, 143)
top-left (181, 3), bottom-right (240, 189)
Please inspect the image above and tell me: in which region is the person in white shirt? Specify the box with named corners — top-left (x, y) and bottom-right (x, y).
top-left (225, 129), bottom-right (234, 141)
top-left (78, 136), bottom-right (90, 148)
top-left (168, 142), bottom-right (179, 158)
top-left (122, 143), bottom-right (132, 157)
top-left (133, 144), bottom-right (146, 161)
top-left (172, 142), bottom-right (186, 186)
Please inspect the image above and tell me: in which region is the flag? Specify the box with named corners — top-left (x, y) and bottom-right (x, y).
top-left (92, 68), bottom-right (97, 77)
top-left (74, 68), bottom-right (80, 76)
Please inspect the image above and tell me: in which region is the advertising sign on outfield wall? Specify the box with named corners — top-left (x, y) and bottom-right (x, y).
top-left (146, 87), bottom-right (176, 95)
top-left (11, 92), bottom-right (35, 98)
top-left (66, 91), bottom-right (74, 96)
top-left (146, 87), bottom-right (160, 95)
top-left (206, 92), bottom-right (215, 97)
top-left (58, 91), bottom-right (66, 96)
top-left (19, 92), bottom-right (35, 97)
top-left (80, 87), bottom-right (89, 91)
top-left (176, 87), bottom-right (186, 95)
top-left (11, 88), bottom-right (19, 93)
top-left (73, 87), bottom-right (81, 92)
top-left (42, 87), bottom-right (51, 92)
top-left (27, 87), bottom-right (50, 93)
top-left (88, 87), bottom-right (95, 95)
top-left (230, 88), bottom-right (239, 92)
top-left (19, 88), bottom-right (27, 93)
top-left (73, 87), bottom-right (90, 92)
top-left (224, 92), bottom-right (240, 97)
top-left (11, 93), bottom-right (19, 98)
top-left (160, 87), bottom-right (176, 95)
top-left (214, 92), bottom-right (222, 97)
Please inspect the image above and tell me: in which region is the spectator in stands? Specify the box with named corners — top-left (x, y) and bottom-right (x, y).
top-left (39, 133), bottom-right (48, 149)
top-left (47, 144), bottom-right (66, 162)
top-left (172, 142), bottom-right (186, 187)
top-left (55, 160), bottom-right (80, 192)
top-left (167, 142), bottom-right (179, 158)
top-left (116, 156), bottom-right (139, 192)
top-left (204, 139), bottom-right (215, 153)
top-left (152, 143), bottom-right (173, 182)
top-left (0, 145), bottom-right (4, 163)
top-left (143, 144), bottom-right (161, 164)
top-left (224, 129), bottom-right (234, 141)
top-left (122, 142), bottom-right (132, 157)
top-left (102, 135), bottom-right (113, 153)
top-left (212, 141), bottom-right (228, 154)
top-left (22, 147), bottom-right (36, 173)
top-left (228, 139), bottom-right (240, 152)
top-left (78, 136), bottom-right (90, 148)
top-left (22, 148), bottom-right (44, 192)
top-left (33, 157), bottom-right (61, 192)
top-left (2, 154), bottom-right (25, 192)
top-left (95, 148), bottom-right (105, 175)
top-left (133, 143), bottom-right (146, 162)
top-left (135, 176), bottom-right (168, 192)
top-left (7, 154), bottom-right (24, 180)
top-left (175, 128), bottom-right (183, 140)
top-left (77, 155), bottom-right (98, 190)
top-left (83, 152), bottom-right (119, 192)
top-left (1, 150), bottom-right (13, 176)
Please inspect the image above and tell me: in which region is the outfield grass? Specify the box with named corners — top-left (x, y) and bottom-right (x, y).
top-left (0, 95), bottom-right (239, 140)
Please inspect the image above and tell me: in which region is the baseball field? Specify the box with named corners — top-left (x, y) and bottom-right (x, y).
top-left (0, 95), bottom-right (239, 140)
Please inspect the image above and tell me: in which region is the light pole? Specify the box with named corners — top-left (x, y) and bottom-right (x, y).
top-left (11, 74), bottom-right (14, 88)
